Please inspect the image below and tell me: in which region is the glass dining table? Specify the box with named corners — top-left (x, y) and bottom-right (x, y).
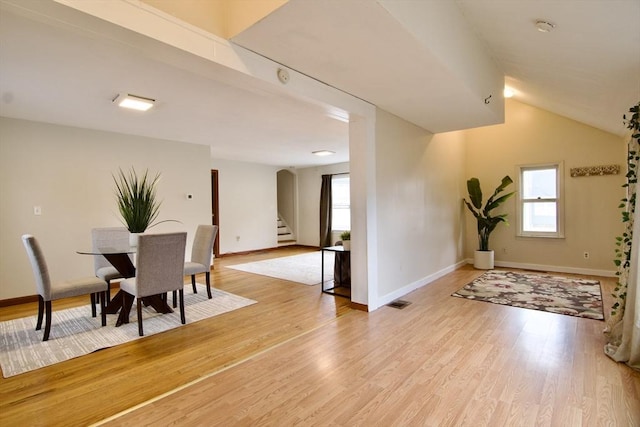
top-left (76, 245), bottom-right (174, 327)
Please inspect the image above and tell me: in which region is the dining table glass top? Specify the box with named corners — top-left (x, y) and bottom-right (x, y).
top-left (76, 245), bottom-right (137, 255)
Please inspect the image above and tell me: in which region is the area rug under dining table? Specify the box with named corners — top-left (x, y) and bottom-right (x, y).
top-left (452, 269), bottom-right (604, 320)
top-left (0, 284), bottom-right (256, 377)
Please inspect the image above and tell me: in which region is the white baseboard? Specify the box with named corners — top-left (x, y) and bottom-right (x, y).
top-left (464, 258), bottom-right (616, 278)
top-left (373, 259), bottom-right (468, 310)
top-left (372, 257), bottom-right (615, 311)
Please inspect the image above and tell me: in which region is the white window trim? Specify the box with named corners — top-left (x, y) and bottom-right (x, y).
top-left (331, 174), bottom-right (350, 232)
top-left (516, 161), bottom-right (565, 238)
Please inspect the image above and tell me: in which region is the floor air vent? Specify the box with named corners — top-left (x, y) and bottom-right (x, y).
top-left (387, 299), bottom-right (411, 309)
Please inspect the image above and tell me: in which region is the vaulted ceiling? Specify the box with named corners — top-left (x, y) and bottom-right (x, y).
top-left (232, 0), bottom-right (505, 134)
top-left (232, 0), bottom-right (639, 137)
top-left (456, 0), bottom-right (639, 137)
top-left (1, 0), bottom-right (638, 169)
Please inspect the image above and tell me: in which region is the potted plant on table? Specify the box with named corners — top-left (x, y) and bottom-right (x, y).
top-left (340, 230), bottom-right (351, 251)
top-left (463, 176), bottom-right (515, 269)
top-left (113, 168), bottom-right (175, 246)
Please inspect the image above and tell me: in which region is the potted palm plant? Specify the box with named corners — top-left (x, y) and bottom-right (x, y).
top-left (113, 168), bottom-right (172, 246)
top-left (464, 176), bottom-right (515, 269)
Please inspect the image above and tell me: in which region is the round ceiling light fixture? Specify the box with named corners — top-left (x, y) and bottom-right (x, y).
top-left (535, 20), bottom-right (555, 33)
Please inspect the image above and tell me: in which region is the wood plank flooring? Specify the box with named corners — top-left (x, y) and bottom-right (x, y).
top-left (1, 248), bottom-right (638, 426)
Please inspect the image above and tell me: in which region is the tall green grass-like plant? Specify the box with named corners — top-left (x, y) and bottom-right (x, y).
top-left (464, 176), bottom-right (515, 251)
top-left (113, 168), bottom-right (163, 233)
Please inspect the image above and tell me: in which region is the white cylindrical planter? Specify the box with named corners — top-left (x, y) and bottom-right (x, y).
top-left (129, 232), bottom-right (141, 247)
top-left (474, 250), bottom-right (494, 269)
top-left (342, 240), bottom-right (351, 251)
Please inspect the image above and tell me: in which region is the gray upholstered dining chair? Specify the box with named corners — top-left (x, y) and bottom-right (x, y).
top-left (183, 224), bottom-right (218, 299)
top-left (92, 227), bottom-right (132, 304)
top-left (21, 234), bottom-right (108, 341)
top-left (119, 232), bottom-right (187, 336)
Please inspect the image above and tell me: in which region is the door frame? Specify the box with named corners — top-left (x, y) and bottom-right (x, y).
top-left (211, 169), bottom-right (220, 257)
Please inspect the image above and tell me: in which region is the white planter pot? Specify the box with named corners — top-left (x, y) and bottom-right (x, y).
top-left (342, 241), bottom-right (351, 251)
top-left (129, 232), bottom-right (141, 247)
top-left (474, 250), bottom-right (494, 269)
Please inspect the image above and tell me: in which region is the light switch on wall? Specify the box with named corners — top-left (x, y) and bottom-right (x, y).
top-left (33, 206), bottom-right (42, 215)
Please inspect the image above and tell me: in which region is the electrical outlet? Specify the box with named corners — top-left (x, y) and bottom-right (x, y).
top-left (583, 251), bottom-right (590, 259)
top-left (33, 206), bottom-right (42, 215)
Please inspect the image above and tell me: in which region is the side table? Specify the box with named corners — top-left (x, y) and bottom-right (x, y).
top-left (321, 245), bottom-right (351, 298)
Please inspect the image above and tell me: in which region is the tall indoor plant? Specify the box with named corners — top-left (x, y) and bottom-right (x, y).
top-left (605, 102), bottom-right (639, 368)
top-left (113, 167), bottom-right (168, 245)
top-left (464, 175), bottom-right (515, 269)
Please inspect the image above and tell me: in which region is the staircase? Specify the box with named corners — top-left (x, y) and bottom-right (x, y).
top-left (277, 217), bottom-right (296, 246)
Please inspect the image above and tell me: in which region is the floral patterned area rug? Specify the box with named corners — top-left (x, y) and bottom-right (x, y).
top-left (452, 270), bottom-right (604, 320)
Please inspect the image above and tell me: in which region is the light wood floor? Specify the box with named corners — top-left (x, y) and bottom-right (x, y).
top-left (1, 248), bottom-right (638, 426)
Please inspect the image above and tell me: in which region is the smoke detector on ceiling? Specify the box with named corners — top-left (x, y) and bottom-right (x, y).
top-left (535, 20), bottom-right (555, 33)
top-left (277, 68), bottom-right (290, 84)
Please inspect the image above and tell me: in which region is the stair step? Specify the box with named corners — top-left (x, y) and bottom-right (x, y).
top-left (277, 217), bottom-right (294, 242)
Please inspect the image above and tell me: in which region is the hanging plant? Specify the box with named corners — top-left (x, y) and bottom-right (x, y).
top-left (611, 102), bottom-right (639, 318)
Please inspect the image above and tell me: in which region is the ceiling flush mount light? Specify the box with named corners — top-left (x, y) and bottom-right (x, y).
top-left (535, 20), bottom-right (555, 33)
top-left (503, 87), bottom-right (515, 98)
top-left (113, 93), bottom-right (155, 111)
top-left (312, 150), bottom-right (335, 157)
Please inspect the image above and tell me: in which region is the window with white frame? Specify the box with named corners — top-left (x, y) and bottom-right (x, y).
top-left (331, 175), bottom-right (350, 231)
top-left (517, 162), bottom-right (564, 238)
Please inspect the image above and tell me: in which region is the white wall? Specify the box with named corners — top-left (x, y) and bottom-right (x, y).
top-left (0, 117), bottom-right (211, 300)
top-left (372, 110), bottom-right (466, 307)
top-left (53, 0), bottom-right (379, 308)
top-left (211, 158), bottom-right (279, 253)
top-left (464, 100), bottom-right (625, 275)
top-left (297, 111), bottom-right (467, 310)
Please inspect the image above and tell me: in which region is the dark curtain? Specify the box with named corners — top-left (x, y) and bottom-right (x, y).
top-left (319, 174), bottom-right (332, 247)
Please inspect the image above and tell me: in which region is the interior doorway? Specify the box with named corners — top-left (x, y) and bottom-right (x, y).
top-left (211, 169), bottom-right (220, 257)
top-left (276, 169), bottom-right (296, 243)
